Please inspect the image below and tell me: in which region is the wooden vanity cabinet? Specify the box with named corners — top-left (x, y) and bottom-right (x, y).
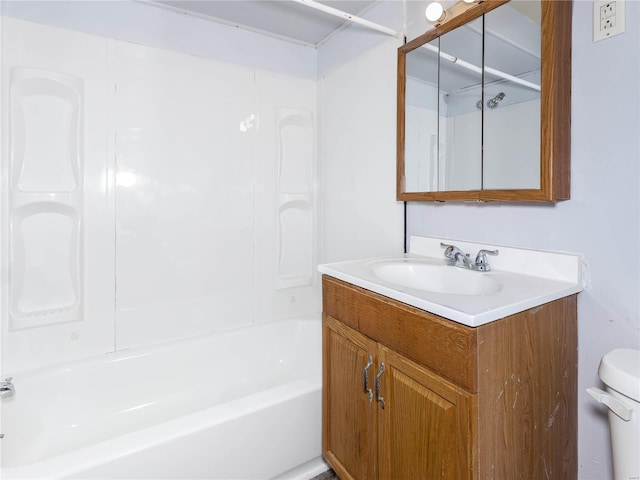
top-left (323, 317), bottom-right (378, 480)
top-left (324, 316), bottom-right (473, 480)
top-left (322, 275), bottom-right (577, 480)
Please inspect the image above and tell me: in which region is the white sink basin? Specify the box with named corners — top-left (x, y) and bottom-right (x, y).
top-left (372, 261), bottom-right (501, 296)
top-left (318, 236), bottom-right (583, 327)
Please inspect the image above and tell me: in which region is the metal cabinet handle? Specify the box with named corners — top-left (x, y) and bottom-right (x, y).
top-left (363, 355), bottom-right (373, 401)
top-left (375, 362), bottom-right (385, 409)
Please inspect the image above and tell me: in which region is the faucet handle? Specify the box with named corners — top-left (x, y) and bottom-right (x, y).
top-left (474, 249), bottom-right (499, 271)
top-left (440, 242), bottom-right (461, 260)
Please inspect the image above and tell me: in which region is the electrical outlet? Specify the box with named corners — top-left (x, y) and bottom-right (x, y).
top-left (593, 0), bottom-right (625, 42)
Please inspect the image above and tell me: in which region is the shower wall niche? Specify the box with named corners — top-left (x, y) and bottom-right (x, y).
top-left (276, 108), bottom-right (314, 290)
top-left (8, 67), bottom-right (84, 330)
top-left (2, 16), bottom-right (318, 372)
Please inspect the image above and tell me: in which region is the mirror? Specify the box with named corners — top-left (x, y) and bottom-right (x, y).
top-left (397, 0), bottom-right (572, 202)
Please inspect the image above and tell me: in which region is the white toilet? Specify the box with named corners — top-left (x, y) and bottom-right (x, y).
top-left (587, 348), bottom-right (640, 480)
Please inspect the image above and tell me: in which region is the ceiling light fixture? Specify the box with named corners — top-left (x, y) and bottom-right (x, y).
top-left (425, 2), bottom-right (446, 23)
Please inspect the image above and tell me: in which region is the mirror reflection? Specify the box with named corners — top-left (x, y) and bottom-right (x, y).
top-left (439, 17), bottom-right (483, 192)
top-left (483, 3), bottom-right (541, 190)
top-left (401, 1), bottom-right (542, 194)
top-left (404, 40), bottom-right (439, 192)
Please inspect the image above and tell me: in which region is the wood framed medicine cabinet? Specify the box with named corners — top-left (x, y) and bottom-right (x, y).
top-left (397, 0), bottom-right (572, 202)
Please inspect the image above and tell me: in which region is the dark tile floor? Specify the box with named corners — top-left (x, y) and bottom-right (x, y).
top-left (310, 468), bottom-right (338, 480)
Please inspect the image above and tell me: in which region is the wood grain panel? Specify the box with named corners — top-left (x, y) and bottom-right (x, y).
top-left (541, 0), bottom-right (572, 200)
top-left (323, 276), bottom-right (478, 391)
top-left (323, 275), bottom-right (361, 330)
top-left (323, 315), bottom-right (377, 480)
top-left (379, 347), bottom-right (474, 480)
top-left (475, 296), bottom-right (578, 479)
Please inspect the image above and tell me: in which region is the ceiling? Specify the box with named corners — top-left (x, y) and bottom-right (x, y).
top-left (150, 0), bottom-right (381, 46)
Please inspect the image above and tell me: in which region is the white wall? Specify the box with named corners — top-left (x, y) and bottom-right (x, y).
top-left (405, 3), bottom-right (640, 479)
top-left (315, 0), bottom-right (404, 263)
top-left (1, 16), bottom-right (319, 371)
top-left (1, 19), bottom-right (116, 372)
top-left (318, 38), bottom-right (405, 262)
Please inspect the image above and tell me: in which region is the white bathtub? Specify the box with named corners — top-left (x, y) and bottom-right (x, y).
top-left (1, 316), bottom-right (327, 479)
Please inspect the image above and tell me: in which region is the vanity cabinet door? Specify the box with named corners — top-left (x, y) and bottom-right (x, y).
top-left (378, 346), bottom-right (474, 480)
top-left (323, 315), bottom-right (378, 480)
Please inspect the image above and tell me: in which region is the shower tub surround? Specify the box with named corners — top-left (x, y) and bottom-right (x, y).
top-left (1, 15), bottom-right (322, 480)
top-left (1, 317), bottom-right (326, 479)
top-left (2, 16), bottom-right (318, 372)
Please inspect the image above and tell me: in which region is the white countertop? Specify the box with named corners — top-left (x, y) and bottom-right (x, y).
top-left (318, 236), bottom-right (584, 327)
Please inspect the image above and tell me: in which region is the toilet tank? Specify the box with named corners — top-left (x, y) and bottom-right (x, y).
top-left (599, 348), bottom-right (640, 403)
top-left (590, 348), bottom-right (640, 480)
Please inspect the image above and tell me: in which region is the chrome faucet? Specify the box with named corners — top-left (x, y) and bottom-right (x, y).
top-left (441, 243), bottom-right (499, 272)
top-left (1, 377), bottom-right (15, 399)
top-left (441, 243), bottom-right (473, 269)
top-left (474, 249), bottom-right (499, 271)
